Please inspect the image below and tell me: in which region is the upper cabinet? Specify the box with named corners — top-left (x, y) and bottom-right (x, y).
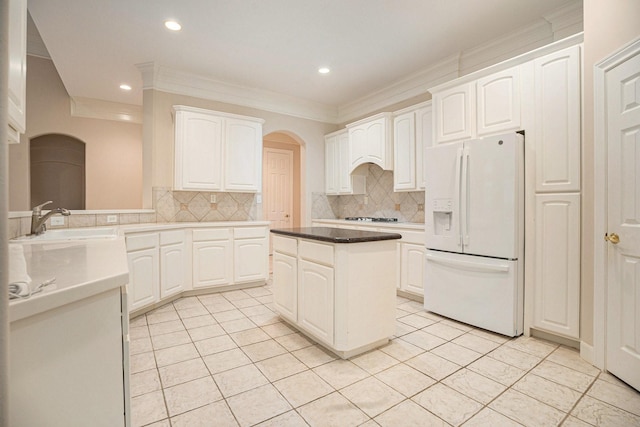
top-left (433, 83), bottom-right (475, 144)
top-left (393, 102), bottom-right (432, 191)
top-left (8, 0), bottom-right (27, 144)
top-left (324, 129), bottom-right (365, 195)
top-left (347, 113), bottom-right (393, 171)
top-left (533, 45), bottom-right (581, 193)
top-left (173, 105), bottom-right (264, 192)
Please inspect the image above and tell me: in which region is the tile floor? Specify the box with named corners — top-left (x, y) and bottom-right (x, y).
top-left (129, 280), bottom-right (640, 427)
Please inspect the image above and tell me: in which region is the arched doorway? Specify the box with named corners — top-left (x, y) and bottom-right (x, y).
top-left (30, 134), bottom-right (86, 209)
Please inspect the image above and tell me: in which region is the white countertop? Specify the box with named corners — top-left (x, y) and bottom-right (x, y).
top-left (8, 237), bottom-right (129, 322)
top-left (118, 221), bottom-right (270, 234)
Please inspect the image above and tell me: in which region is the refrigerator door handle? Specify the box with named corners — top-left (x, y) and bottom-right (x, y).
top-left (426, 253), bottom-right (510, 273)
top-left (455, 147), bottom-right (464, 248)
top-left (461, 147), bottom-right (470, 247)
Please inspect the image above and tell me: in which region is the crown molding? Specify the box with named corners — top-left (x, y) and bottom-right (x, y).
top-left (136, 62), bottom-right (339, 124)
top-left (545, 0), bottom-right (584, 40)
top-left (70, 97), bottom-right (143, 124)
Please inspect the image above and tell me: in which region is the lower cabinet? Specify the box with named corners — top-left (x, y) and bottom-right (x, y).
top-left (273, 250), bottom-right (297, 321)
top-left (298, 258), bottom-right (335, 345)
top-left (160, 230), bottom-right (187, 298)
top-left (126, 233), bottom-right (159, 312)
top-left (192, 228), bottom-right (232, 289)
top-left (234, 227), bottom-right (269, 283)
top-left (400, 243), bottom-right (426, 295)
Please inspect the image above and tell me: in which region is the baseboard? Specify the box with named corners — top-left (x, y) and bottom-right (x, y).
top-left (580, 341), bottom-right (595, 365)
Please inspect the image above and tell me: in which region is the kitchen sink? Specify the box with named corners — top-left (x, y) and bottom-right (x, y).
top-left (14, 227), bottom-right (119, 242)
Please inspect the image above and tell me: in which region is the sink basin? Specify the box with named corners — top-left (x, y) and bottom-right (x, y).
top-left (14, 227), bottom-right (119, 242)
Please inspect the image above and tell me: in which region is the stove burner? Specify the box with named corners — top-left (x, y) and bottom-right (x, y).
top-left (345, 217), bottom-right (399, 223)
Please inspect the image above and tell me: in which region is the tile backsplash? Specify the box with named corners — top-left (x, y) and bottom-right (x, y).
top-left (312, 164), bottom-right (425, 223)
top-left (153, 187), bottom-right (258, 222)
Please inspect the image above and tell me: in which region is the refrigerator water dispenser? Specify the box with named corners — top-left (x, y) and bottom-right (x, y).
top-left (432, 198), bottom-right (453, 234)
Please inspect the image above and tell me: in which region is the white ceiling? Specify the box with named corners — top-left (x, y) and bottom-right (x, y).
top-left (28, 0), bottom-right (578, 115)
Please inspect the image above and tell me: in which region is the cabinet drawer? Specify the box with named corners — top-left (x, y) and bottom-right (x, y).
top-left (193, 228), bottom-right (231, 242)
top-left (396, 230), bottom-right (424, 245)
top-left (160, 229), bottom-right (184, 246)
top-left (126, 233), bottom-right (159, 252)
top-left (234, 226), bottom-right (267, 239)
top-left (299, 240), bottom-right (334, 266)
top-left (273, 235), bottom-right (297, 256)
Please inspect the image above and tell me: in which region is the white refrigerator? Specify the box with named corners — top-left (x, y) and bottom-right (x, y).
top-left (424, 131), bottom-right (524, 336)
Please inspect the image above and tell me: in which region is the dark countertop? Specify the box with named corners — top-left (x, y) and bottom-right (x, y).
top-left (270, 227), bottom-right (402, 243)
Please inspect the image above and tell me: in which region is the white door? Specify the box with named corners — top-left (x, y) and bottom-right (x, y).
top-left (605, 50), bottom-right (640, 391)
top-left (264, 148), bottom-right (293, 230)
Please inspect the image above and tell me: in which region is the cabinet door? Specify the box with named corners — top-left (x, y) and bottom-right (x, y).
top-left (393, 112), bottom-right (416, 191)
top-left (349, 126), bottom-right (367, 171)
top-left (533, 193), bottom-right (580, 338)
top-left (337, 131), bottom-right (357, 194)
top-left (8, 0), bottom-right (27, 143)
top-left (298, 259), bottom-right (334, 345)
top-left (192, 240), bottom-right (232, 288)
top-left (415, 106), bottom-right (433, 190)
top-left (434, 83), bottom-right (475, 144)
top-left (174, 111), bottom-right (223, 190)
top-left (160, 242), bottom-right (185, 299)
top-left (234, 238), bottom-right (268, 283)
top-left (476, 66), bottom-right (521, 136)
top-left (324, 135), bottom-right (339, 194)
top-left (273, 252), bottom-right (297, 322)
top-left (401, 243), bottom-right (425, 296)
top-left (224, 118), bottom-right (262, 191)
top-left (534, 45), bottom-right (581, 192)
top-left (127, 248), bottom-right (159, 312)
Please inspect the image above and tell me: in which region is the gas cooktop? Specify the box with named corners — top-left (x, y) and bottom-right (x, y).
top-left (344, 217), bottom-right (399, 223)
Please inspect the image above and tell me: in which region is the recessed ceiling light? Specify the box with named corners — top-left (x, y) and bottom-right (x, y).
top-left (119, 84), bottom-right (132, 91)
top-left (164, 20), bottom-right (182, 31)
top-left (318, 67), bottom-right (330, 74)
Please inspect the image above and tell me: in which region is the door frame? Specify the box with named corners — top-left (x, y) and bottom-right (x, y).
top-left (593, 36), bottom-right (640, 369)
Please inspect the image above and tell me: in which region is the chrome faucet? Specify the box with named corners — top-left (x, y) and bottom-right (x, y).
top-left (30, 201), bottom-right (71, 236)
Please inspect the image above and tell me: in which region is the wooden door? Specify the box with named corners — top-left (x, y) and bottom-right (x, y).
top-left (264, 148), bottom-right (293, 230)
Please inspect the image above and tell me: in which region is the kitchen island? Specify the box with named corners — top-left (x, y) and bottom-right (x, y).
top-left (271, 227), bottom-right (401, 358)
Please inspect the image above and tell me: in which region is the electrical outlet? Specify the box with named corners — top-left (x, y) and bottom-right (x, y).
top-left (106, 215), bottom-right (118, 223)
top-left (210, 194), bottom-right (217, 203)
top-left (50, 216), bottom-right (65, 226)
top-left (364, 196), bottom-right (369, 205)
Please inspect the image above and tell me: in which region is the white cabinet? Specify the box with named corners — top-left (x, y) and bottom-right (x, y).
top-left (533, 193), bottom-right (580, 338)
top-left (173, 105), bottom-right (264, 192)
top-left (8, 0), bottom-right (27, 144)
top-left (347, 112), bottom-right (393, 171)
top-left (192, 228), bottom-right (232, 289)
top-left (534, 45), bottom-right (581, 193)
top-left (324, 129), bottom-right (365, 195)
top-left (393, 102), bottom-right (432, 191)
top-left (159, 230), bottom-right (186, 299)
top-left (298, 258), bottom-right (335, 345)
top-left (400, 243), bottom-right (426, 295)
top-left (476, 67), bottom-right (521, 136)
top-left (433, 83), bottom-right (475, 144)
top-left (273, 235), bottom-right (298, 323)
top-left (126, 233), bottom-right (160, 312)
top-left (234, 226), bottom-right (269, 283)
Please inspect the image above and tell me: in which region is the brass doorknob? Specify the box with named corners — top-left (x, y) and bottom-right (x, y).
top-left (605, 233), bottom-right (620, 244)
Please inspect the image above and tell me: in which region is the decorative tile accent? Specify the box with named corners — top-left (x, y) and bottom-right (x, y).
top-left (152, 187), bottom-right (258, 222)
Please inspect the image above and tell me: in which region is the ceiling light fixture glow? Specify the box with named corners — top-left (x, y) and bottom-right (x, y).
top-left (318, 67), bottom-right (330, 74)
top-left (119, 84), bottom-right (132, 91)
top-left (164, 20), bottom-right (182, 31)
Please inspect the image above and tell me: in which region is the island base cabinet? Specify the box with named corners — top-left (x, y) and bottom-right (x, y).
top-left (298, 259), bottom-right (335, 346)
top-left (273, 251), bottom-right (297, 322)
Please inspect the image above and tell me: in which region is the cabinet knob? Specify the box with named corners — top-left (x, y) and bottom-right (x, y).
top-left (605, 233), bottom-right (620, 244)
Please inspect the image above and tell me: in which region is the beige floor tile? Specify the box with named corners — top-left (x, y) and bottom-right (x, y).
top-left (130, 315), bottom-right (148, 328)
top-left (131, 351), bottom-right (157, 374)
top-left (514, 373), bottom-right (582, 412)
top-left (273, 370), bottom-right (334, 408)
top-left (531, 361), bottom-right (596, 393)
top-left (413, 383), bottom-right (483, 426)
top-left (221, 318), bottom-right (258, 334)
top-left (406, 352), bottom-right (461, 381)
top-left (597, 371), bottom-right (630, 387)
top-left (341, 377), bottom-right (405, 418)
top-left (221, 289), bottom-right (251, 301)
top-left (242, 339), bottom-right (288, 362)
top-left (313, 359), bottom-right (370, 389)
top-left (148, 320), bottom-right (185, 336)
top-left (164, 376), bottom-right (223, 417)
top-left (298, 392), bottom-right (369, 427)
top-left (131, 390), bottom-right (167, 427)
top-left (572, 395), bottom-right (640, 426)
top-left (256, 295), bottom-right (274, 305)
top-left (177, 305), bottom-right (210, 319)
top-left (205, 300), bottom-right (237, 313)
top-left (154, 343), bottom-right (200, 367)
top-left (396, 308), bottom-right (413, 319)
top-left (240, 304), bottom-right (274, 317)
top-left (227, 384), bottom-right (292, 427)
top-left (424, 322), bottom-right (467, 341)
top-left (397, 300), bottom-right (424, 313)
top-left (214, 309), bottom-right (249, 323)
top-left (230, 327), bottom-right (272, 346)
top-left (398, 313), bottom-right (437, 329)
top-left (359, 419), bottom-right (381, 427)
top-left (173, 297), bottom-right (203, 310)
top-left (203, 347), bottom-right (253, 375)
top-left (249, 313), bottom-right (282, 327)
top-left (197, 294), bottom-right (227, 305)
top-left (256, 353), bottom-right (308, 382)
top-left (489, 345), bottom-right (543, 371)
top-left (504, 336), bottom-right (558, 358)
top-left (442, 368), bottom-right (506, 405)
top-left (394, 321), bottom-right (417, 337)
top-left (145, 420), bottom-right (171, 427)
top-left (351, 349), bottom-right (400, 374)
top-left (467, 355), bottom-right (525, 386)
top-left (131, 369), bottom-right (161, 397)
top-left (547, 346), bottom-right (601, 376)
top-left (431, 342), bottom-right (482, 366)
top-left (275, 332), bottom-right (314, 352)
top-left (130, 325), bottom-right (151, 340)
top-left (146, 310), bottom-right (180, 325)
top-left (375, 363), bottom-right (436, 397)
top-left (379, 338), bottom-right (425, 362)
top-left (194, 334), bottom-right (238, 357)
top-left (130, 337), bottom-right (153, 356)
top-left (561, 415), bottom-right (592, 427)
top-left (255, 410), bottom-right (308, 427)
top-left (170, 401), bottom-right (238, 427)
top-left (151, 330), bottom-right (192, 350)
top-left (292, 344), bottom-right (337, 368)
top-left (468, 328), bottom-right (510, 344)
top-left (262, 321), bottom-right (297, 338)
top-left (463, 407), bottom-right (523, 426)
top-left (232, 297), bottom-right (262, 309)
top-left (158, 358), bottom-right (210, 388)
top-left (213, 364), bottom-right (269, 398)
top-left (489, 389), bottom-right (565, 427)
top-left (452, 332), bottom-right (502, 354)
top-left (187, 324), bottom-right (226, 342)
top-left (375, 400), bottom-right (447, 427)
top-left (587, 378), bottom-right (640, 416)
top-left (244, 287), bottom-right (272, 298)
top-left (181, 314), bottom-right (217, 329)
top-left (401, 330), bottom-right (447, 350)
top-left (440, 319), bottom-right (474, 332)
